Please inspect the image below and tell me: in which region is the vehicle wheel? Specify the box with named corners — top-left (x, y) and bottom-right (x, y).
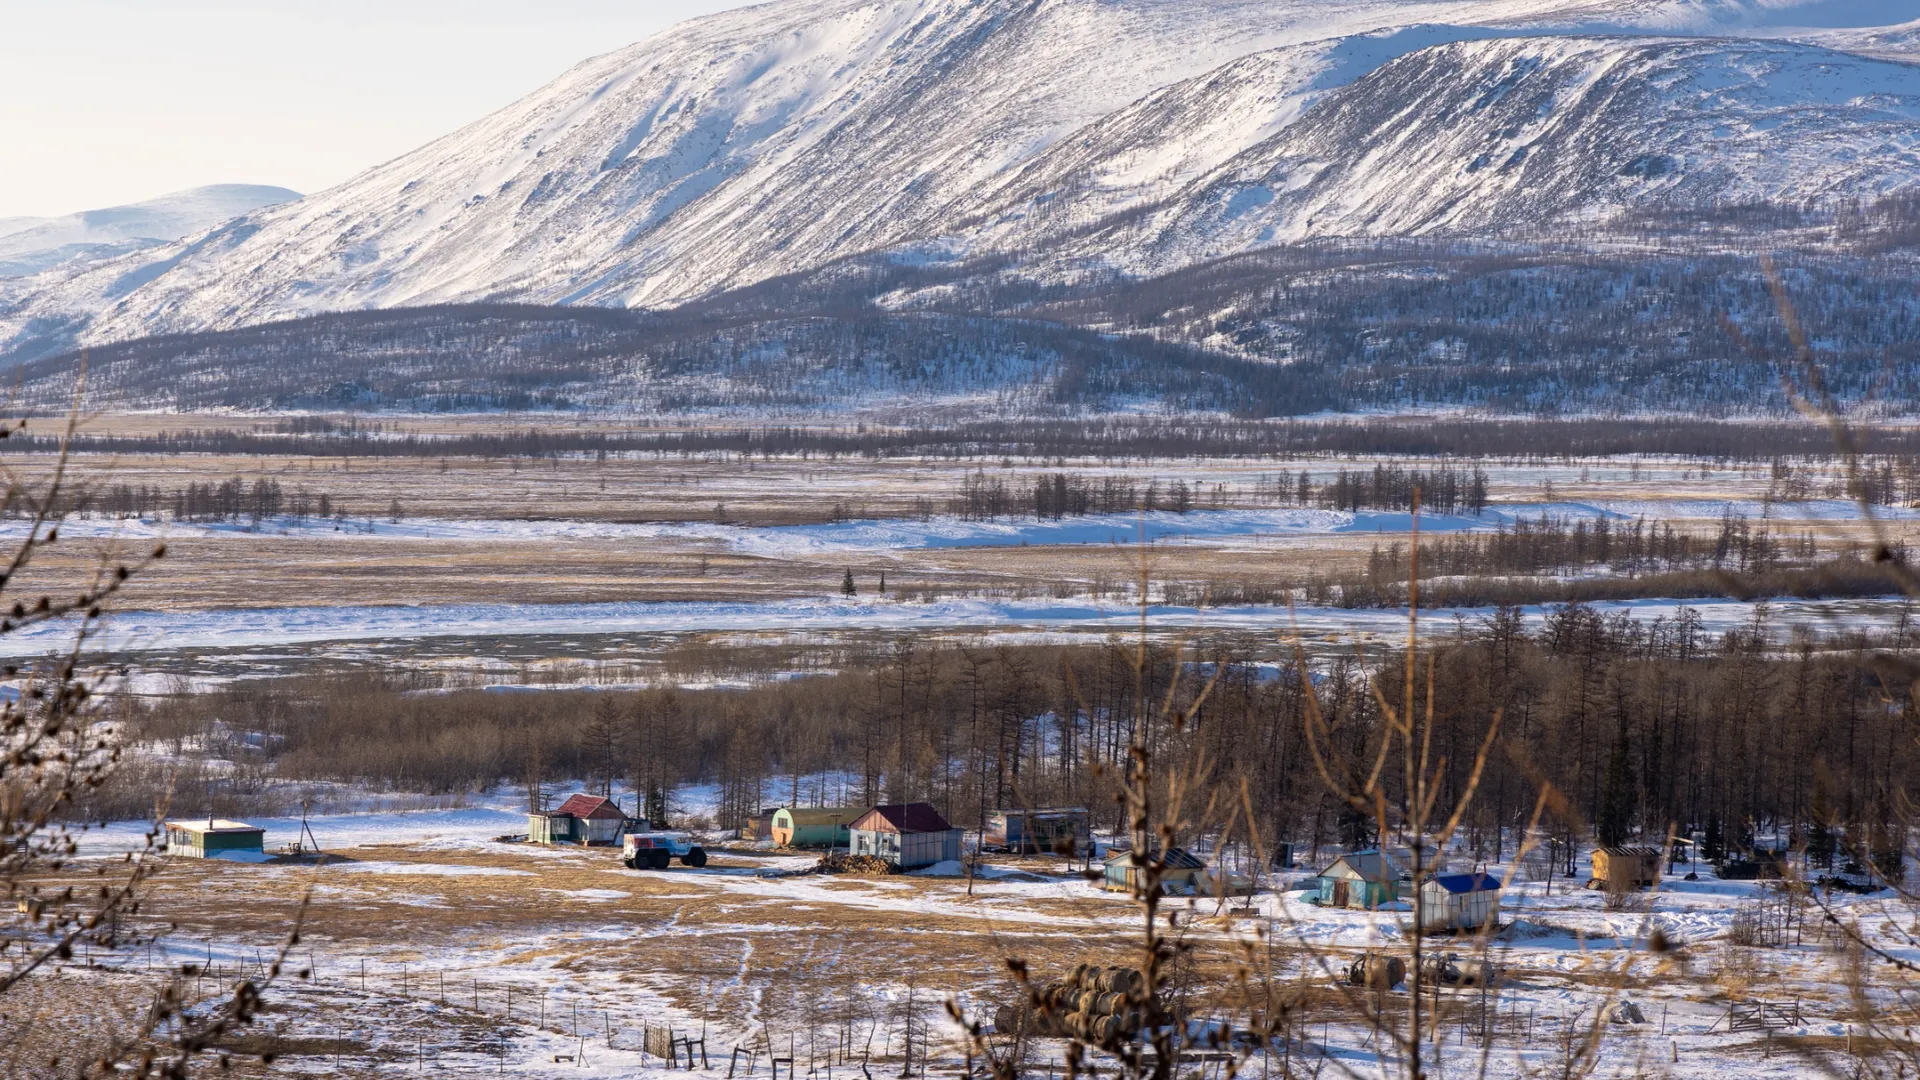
top-left (682, 847), bottom-right (708, 868)
top-left (624, 857), bottom-right (638, 870)
top-left (650, 850), bottom-right (671, 870)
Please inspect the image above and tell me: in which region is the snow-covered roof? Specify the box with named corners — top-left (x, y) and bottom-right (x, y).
top-left (1319, 850), bottom-right (1398, 882)
top-left (167, 819), bottom-right (262, 835)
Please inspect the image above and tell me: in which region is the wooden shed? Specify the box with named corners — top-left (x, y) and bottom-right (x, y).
top-left (986, 807), bottom-right (1090, 854)
top-left (848, 803), bottom-right (963, 869)
top-left (742, 809), bottom-right (777, 842)
top-left (165, 819), bottom-right (266, 860)
top-left (1589, 846), bottom-right (1662, 890)
top-left (771, 807), bottom-right (863, 848)
top-left (1102, 847), bottom-right (1207, 893)
top-left (530, 794), bottom-right (631, 846)
top-left (1417, 872), bottom-right (1502, 932)
top-left (1313, 850), bottom-right (1402, 909)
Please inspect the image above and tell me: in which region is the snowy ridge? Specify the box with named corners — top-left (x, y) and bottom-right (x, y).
top-left (0, 185), bottom-right (299, 278)
top-left (5, 0), bottom-right (1920, 360)
top-left (1075, 35), bottom-right (1920, 271)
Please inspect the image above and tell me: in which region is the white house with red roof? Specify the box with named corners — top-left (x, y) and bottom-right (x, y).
top-left (529, 793), bottom-right (634, 846)
top-left (848, 803), bottom-right (963, 869)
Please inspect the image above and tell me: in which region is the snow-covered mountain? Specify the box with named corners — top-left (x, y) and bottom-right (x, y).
top-left (5, 0), bottom-right (1920, 363)
top-left (0, 185), bottom-right (299, 278)
top-left (1063, 34), bottom-right (1920, 274)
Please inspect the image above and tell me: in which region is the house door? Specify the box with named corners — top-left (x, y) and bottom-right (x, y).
top-left (1333, 880), bottom-right (1350, 907)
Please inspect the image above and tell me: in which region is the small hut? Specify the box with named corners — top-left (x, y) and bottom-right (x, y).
top-left (1101, 847), bottom-right (1207, 893)
top-left (1589, 846), bottom-right (1662, 890)
top-left (1313, 851), bottom-right (1401, 909)
top-left (742, 809), bottom-right (777, 842)
top-left (771, 807), bottom-right (863, 848)
top-left (165, 820), bottom-right (266, 860)
top-left (987, 807), bottom-right (1090, 854)
top-left (1417, 872), bottom-right (1503, 932)
top-left (848, 804), bottom-right (963, 869)
top-left (530, 794), bottom-right (631, 846)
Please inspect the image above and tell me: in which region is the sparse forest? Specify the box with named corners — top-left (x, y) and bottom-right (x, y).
top-left (112, 604), bottom-right (1917, 881)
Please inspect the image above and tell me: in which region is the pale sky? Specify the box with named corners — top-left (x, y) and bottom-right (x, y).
top-left (0, 0), bottom-right (762, 218)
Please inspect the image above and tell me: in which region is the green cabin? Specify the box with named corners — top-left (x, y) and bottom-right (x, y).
top-left (771, 806), bottom-right (862, 848)
top-left (1101, 847), bottom-right (1207, 893)
top-left (165, 819), bottom-right (267, 860)
top-left (1313, 850), bottom-right (1402, 909)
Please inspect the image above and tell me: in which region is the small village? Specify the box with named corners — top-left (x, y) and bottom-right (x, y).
top-left (92, 786), bottom-right (1900, 1079)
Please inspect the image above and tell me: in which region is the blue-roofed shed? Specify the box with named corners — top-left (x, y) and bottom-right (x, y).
top-left (1417, 871), bottom-right (1502, 932)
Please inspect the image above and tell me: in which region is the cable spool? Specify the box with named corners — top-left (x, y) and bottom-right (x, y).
top-left (1348, 953), bottom-right (1406, 989)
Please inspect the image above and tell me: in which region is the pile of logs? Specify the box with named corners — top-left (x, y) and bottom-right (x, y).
top-left (997, 965), bottom-right (1158, 1044)
top-left (816, 853), bottom-right (897, 875)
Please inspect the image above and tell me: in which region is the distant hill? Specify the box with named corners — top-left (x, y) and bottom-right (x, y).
top-left (0, 184), bottom-right (300, 278)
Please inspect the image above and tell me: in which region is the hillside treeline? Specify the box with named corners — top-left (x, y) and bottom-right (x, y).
top-left (9, 217), bottom-right (1920, 416)
top-left (107, 606), bottom-right (1918, 873)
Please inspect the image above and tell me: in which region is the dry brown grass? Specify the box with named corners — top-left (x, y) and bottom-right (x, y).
top-left (0, 419), bottom-right (1904, 613)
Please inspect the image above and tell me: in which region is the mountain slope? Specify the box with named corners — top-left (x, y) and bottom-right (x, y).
top-left (5, 0), bottom-right (1920, 365)
top-left (0, 185), bottom-right (299, 277)
top-left (1064, 36), bottom-right (1920, 274)
top-left (15, 0), bottom-right (1331, 343)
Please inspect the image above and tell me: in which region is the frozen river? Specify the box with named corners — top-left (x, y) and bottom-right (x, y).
top-left (8, 592), bottom-right (1913, 660)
